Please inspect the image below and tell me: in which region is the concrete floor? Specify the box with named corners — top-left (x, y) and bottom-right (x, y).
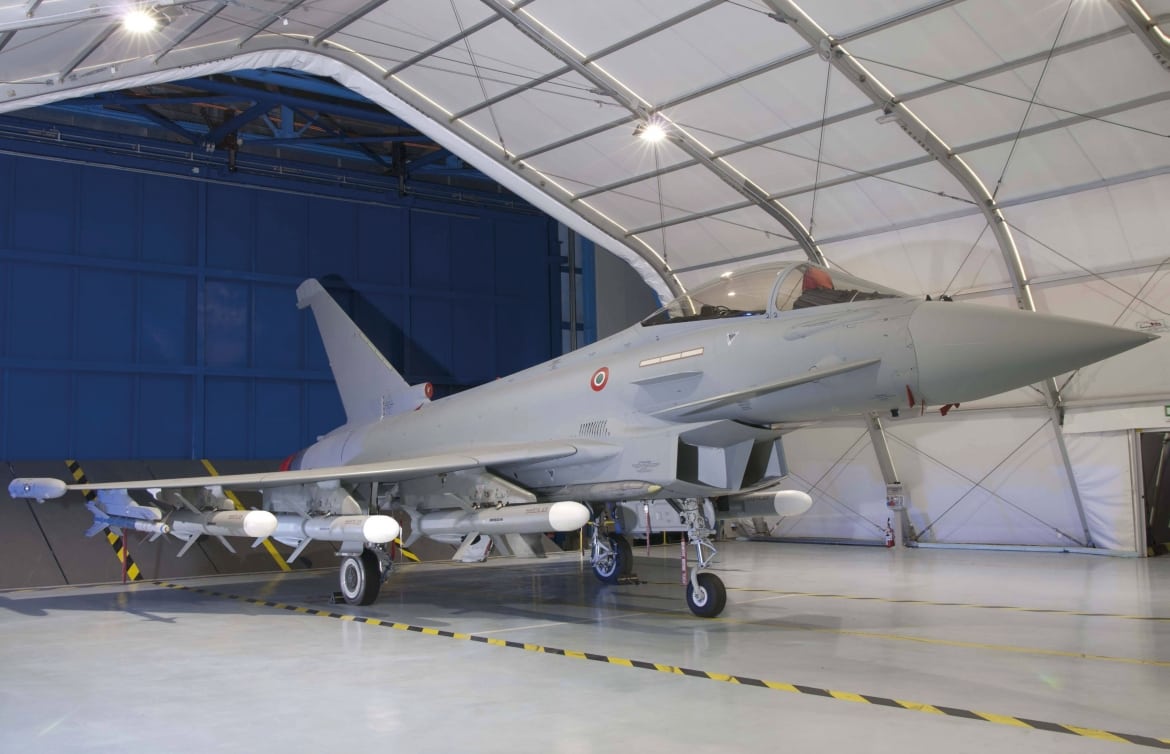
top-left (1, 542), bottom-right (1167, 753)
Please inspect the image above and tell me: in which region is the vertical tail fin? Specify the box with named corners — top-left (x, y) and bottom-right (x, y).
top-left (296, 279), bottom-right (431, 426)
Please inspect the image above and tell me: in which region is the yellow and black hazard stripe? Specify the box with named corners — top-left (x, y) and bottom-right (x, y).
top-left (156, 580), bottom-right (1170, 750)
top-left (66, 460), bottom-right (142, 582)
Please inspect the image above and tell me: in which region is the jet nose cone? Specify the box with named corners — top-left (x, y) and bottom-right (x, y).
top-left (909, 302), bottom-right (1157, 404)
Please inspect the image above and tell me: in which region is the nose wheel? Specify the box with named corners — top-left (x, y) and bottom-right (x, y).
top-left (678, 498), bottom-right (726, 618)
top-left (686, 571), bottom-right (727, 618)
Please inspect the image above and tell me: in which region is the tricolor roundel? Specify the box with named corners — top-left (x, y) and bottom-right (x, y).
top-left (590, 367), bottom-right (610, 392)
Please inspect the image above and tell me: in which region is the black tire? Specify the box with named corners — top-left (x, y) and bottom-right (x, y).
top-left (592, 535), bottom-right (630, 584)
top-left (615, 536), bottom-right (634, 576)
top-left (339, 550), bottom-right (382, 606)
top-left (686, 572), bottom-right (727, 618)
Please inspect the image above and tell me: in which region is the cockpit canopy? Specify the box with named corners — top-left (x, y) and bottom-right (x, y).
top-left (641, 263), bottom-right (906, 327)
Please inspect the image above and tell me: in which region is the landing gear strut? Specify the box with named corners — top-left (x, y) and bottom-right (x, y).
top-left (678, 498), bottom-right (726, 618)
top-left (338, 546), bottom-right (391, 606)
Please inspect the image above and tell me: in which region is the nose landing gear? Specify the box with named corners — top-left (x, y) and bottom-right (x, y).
top-left (587, 499), bottom-right (728, 618)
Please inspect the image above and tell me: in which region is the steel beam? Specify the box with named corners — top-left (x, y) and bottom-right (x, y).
top-left (478, 0), bottom-right (827, 266)
top-left (384, 0), bottom-right (537, 77)
top-left (156, 1), bottom-right (228, 63)
top-left (1107, 0), bottom-right (1170, 71)
top-left (450, 0), bottom-right (724, 122)
top-left (58, 22), bottom-right (118, 83)
top-left (0, 29), bottom-right (14, 53)
top-left (510, 0), bottom-right (964, 164)
top-left (312, 0), bottom-right (391, 47)
top-left (626, 89), bottom-right (1170, 237)
top-left (237, 0), bottom-right (311, 47)
top-left (205, 101), bottom-right (274, 145)
top-left (576, 27), bottom-right (1129, 202)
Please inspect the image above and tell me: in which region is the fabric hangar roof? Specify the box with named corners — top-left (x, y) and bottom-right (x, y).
top-left (0, 0), bottom-right (1168, 303)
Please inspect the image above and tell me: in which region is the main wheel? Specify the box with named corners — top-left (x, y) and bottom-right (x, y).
top-left (339, 550), bottom-right (382, 606)
top-left (686, 572), bottom-right (727, 618)
top-left (592, 535), bottom-right (632, 584)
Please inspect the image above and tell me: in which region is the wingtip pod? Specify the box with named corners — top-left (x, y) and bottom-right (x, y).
top-left (8, 478), bottom-right (68, 501)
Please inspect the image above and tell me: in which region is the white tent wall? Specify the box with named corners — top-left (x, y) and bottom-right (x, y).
top-left (773, 411), bottom-right (1094, 548)
top-left (1064, 430), bottom-right (1140, 552)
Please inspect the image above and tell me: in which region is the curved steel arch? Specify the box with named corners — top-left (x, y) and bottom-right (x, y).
top-left (477, 0), bottom-right (830, 272)
top-left (763, 0), bottom-right (1097, 546)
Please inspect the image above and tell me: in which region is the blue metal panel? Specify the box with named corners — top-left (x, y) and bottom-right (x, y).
top-left (306, 381), bottom-right (345, 441)
top-left (450, 215), bottom-right (493, 294)
top-left (494, 220), bottom-right (548, 297)
top-left (452, 299), bottom-right (493, 383)
top-left (6, 371), bottom-right (71, 458)
top-left (409, 297), bottom-right (452, 382)
top-left (205, 185), bottom-right (253, 271)
top-left (253, 283), bottom-right (301, 371)
top-left (8, 263), bottom-right (71, 360)
top-left (203, 279), bottom-right (250, 368)
top-left (137, 375), bottom-right (191, 457)
top-left (356, 204), bottom-right (405, 285)
top-left (11, 160), bottom-right (74, 253)
top-left (253, 380), bottom-right (302, 458)
top-left (255, 192), bottom-right (308, 276)
top-left (308, 200), bottom-right (356, 280)
top-left (76, 270), bottom-right (134, 363)
top-left (0, 148), bottom-right (558, 460)
top-left (204, 377), bottom-right (250, 457)
top-left (79, 169), bottom-right (137, 260)
top-left (74, 374), bottom-right (133, 457)
top-left (141, 177), bottom-right (198, 265)
top-left (410, 210), bottom-right (451, 288)
top-left (138, 274), bottom-right (193, 365)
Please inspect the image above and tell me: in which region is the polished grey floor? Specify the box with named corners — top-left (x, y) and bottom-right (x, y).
top-left (1, 542), bottom-right (1168, 753)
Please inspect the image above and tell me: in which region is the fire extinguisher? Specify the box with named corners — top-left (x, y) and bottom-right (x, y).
top-left (884, 518), bottom-right (895, 548)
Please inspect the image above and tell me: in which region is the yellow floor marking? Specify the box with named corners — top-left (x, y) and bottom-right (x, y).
top-left (200, 459), bottom-right (290, 572)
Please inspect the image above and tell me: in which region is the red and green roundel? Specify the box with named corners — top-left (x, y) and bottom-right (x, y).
top-left (590, 367), bottom-right (610, 392)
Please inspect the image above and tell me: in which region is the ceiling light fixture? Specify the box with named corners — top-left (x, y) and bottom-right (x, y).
top-left (122, 8), bottom-right (160, 33)
top-left (634, 115), bottom-right (669, 143)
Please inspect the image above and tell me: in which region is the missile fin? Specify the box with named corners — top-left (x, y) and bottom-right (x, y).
top-left (176, 535), bottom-right (200, 557)
top-left (215, 535), bottom-right (236, 554)
top-left (286, 538), bottom-right (311, 564)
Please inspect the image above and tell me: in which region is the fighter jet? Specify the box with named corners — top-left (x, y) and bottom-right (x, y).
top-left (9, 262), bottom-right (1157, 617)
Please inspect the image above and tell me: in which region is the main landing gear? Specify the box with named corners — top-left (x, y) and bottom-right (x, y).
top-left (587, 499), bottom-right (728, 618)
top-left (338, 545), bottom-right (391, 606)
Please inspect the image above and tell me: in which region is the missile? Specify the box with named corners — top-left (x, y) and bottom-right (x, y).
top-left (414, 501), bottom-right (590, 540)
top-left (270, 513), bottom-right (402, 564)
top-left (271, 513), bottom-right (401, 545)
top-left (717, 489), bottom-right (813, 519)
top-left (86, 514), bottom-right (171, 538)
top-left (168, 509), bottom-right (278, 556)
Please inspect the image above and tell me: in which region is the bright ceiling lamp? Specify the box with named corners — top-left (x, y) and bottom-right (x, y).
top-left (122, 8), bottom-right (160, 33)
top-left (634, 116), bottom-right (669, 143)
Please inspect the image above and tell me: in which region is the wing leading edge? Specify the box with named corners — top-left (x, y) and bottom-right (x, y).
top-left (8, 440), bottom-right (614, 500)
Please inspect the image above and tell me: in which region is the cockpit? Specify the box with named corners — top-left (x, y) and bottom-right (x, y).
top-left (641, 262), bottom-right (906, 327)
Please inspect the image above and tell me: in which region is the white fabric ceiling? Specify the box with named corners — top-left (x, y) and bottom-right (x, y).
top-left (0, 0), bottom-right (1168, 303)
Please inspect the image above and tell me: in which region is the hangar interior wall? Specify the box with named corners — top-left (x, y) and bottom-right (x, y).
top-left (0, 150), bottom-right (559, 461)
top-left (0, 146), bottom-right (559, 589)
